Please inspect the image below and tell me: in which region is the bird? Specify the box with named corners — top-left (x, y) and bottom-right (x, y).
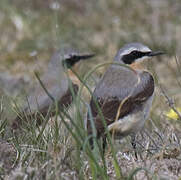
top-left (12, 49), bottom-right (94, 129)
top-left (87, 42), bottom-right (164, 151)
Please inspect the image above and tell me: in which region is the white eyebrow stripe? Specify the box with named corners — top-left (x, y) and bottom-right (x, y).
top-left (121, 48), bottom-right (137, 56)
top-left (121, 47), bottom-right (152, 56)
top-left (141, 46), bottom-right (151, 52)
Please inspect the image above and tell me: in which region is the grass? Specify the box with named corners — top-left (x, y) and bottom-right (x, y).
top-left (0, 0), bottom-right (181, 179)
top-left (1, 60), bottom-right (181, 179)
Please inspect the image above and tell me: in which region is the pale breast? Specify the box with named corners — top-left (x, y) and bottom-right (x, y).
top-left (108, 95), bottom-right (154, 138)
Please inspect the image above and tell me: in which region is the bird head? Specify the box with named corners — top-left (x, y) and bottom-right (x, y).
top-left (61, 50), bottom-right (95, 85)
top-left (114, 43), bottom-right (164, 68)
top-left (62, 51), bottom-right (95, 69)
top-left (48, 49), bottom-right (94, 70)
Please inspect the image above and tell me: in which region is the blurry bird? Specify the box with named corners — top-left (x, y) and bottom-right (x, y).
top-left (12, 49), bottom-right (94, 129)
top-left (87, 42), bottom-right (164, 151)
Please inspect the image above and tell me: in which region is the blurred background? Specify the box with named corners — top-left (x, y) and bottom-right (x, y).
top-left (0, 0), bottom-right (181, 118)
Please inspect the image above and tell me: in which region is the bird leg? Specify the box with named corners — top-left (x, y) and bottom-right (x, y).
top-left (131, 134), bottom-right (138, 159)
top-left (89, 136), bottom-right (94, 150)
top-left (102, 135), bottom-right (107, 155)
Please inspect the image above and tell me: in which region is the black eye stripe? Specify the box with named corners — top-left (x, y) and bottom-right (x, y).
top-left (122, 51), bottom-right (151, 64)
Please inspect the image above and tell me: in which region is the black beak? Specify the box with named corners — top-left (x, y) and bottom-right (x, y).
top-left (64, 53), bottom-right (95, 68)
top-left (147, 51), bottom-right (165, 57)
top-left (70, 53), bottom-right (95, 64)
top-left (74, 53), bottom-right (95, 60)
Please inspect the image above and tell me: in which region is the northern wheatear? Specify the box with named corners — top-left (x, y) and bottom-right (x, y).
top-left (12, 49), bottom-right (94, 129)
top-left (87, 42), bottom-right (164, 150)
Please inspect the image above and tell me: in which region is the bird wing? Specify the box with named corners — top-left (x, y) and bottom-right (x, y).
top-left (12, 80), bottom-right (78, 129)
top-left (23, 74), bottom-right (69, 113)
top-left (87, 65), bottom-right (154, 136)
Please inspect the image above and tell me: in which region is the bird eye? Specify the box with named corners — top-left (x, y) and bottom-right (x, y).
top-left (131, 51), bottom-right (140, 56)
top-left (122, 51), bottom-right (145, 64)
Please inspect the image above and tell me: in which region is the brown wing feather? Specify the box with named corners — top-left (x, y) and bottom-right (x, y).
top-left (12, 83), bottom-right (78, 129)
top-left (87, 68), bottom-right (154, 137)
top-left (58, 83), bottom-right (78, 109)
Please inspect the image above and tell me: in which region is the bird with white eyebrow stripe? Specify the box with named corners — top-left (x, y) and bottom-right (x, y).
top-left (86, 42), bottom-right (164, 153)
top-left (12, 49), bottom-right (95, 130)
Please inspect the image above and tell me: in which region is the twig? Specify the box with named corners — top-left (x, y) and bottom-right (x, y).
top-left (159, 84), bottom-right (181, 120)
top-left (174, 55), bottom-right (181, 88)
top-left (143, 129), bottom-right (159, 149)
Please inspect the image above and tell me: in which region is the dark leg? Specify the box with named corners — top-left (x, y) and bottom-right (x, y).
top-left (87, 127), bottom-right (94, 150)
top-left (131, 134), bottom-right (138, 159)
top-left (102, 136), bottom-right (107, 154)
top-left (89, 136), bottom-right (94, 149)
